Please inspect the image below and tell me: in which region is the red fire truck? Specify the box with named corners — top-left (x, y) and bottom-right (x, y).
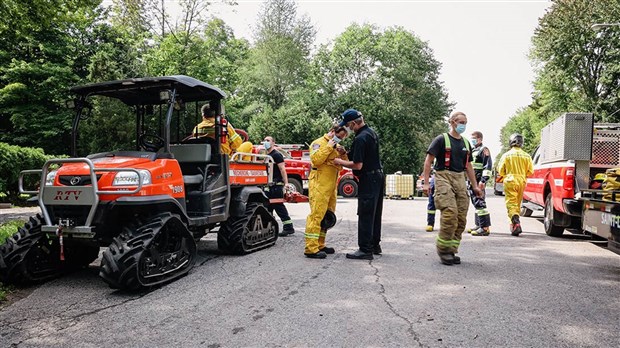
top-left (521, 113), bottom-right (620, 237)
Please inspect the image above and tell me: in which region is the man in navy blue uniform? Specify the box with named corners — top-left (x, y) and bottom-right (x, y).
top-left (334, 109), bottom-right (384, 260)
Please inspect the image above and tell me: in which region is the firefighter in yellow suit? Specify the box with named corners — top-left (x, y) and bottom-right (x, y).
top-left (497, 133), bottom-right (534, 236)
top-left (304, 125), bottom-right (350, 259)
top-left (190, 104), bottom-right (243, 156)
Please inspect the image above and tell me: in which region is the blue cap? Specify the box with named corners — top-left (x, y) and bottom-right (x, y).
top-left (339, 109), bottom-right (362, 127)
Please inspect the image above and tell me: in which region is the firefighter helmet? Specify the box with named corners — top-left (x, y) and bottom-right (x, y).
top-left (509, 133), bottom-right (524, 147)
top-left (320, 210), bottom-right (337, 230)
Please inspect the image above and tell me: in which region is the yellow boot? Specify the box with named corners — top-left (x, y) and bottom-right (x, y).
top-left (425, 225), bottom-right (434, 232)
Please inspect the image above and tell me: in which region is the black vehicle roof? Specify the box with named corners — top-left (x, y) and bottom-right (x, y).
top-left (70, 75), bottom-right (227, 105)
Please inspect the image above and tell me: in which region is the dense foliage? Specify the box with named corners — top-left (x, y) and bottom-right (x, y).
top-left (0, 0), bottom-right (451, 180)
top-left (499, 0), bottom-right (620, 155)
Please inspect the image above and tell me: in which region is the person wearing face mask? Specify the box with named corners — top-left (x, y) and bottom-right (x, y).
top-left (466, 131), bottom-right (493, 236)
top-left (422, 111), bottom-right (482, 266)
top-left (263, 136), bottom-right (295, 236)
top-left (303, 125), bottom-right (350, 259)
top-left (333, 109), bottom-right (384, 260)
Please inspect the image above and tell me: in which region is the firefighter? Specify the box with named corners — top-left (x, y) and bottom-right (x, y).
top-left (467, 131), bottom-right (493, 236)
top-left (304, 125), bottom-right (349, 259)
top-left (422, 111), bottom-right (482, 265)
top-left (189, 104), bottom-right (243, 156)
top-left (497, 133), bottom-right (534, 236)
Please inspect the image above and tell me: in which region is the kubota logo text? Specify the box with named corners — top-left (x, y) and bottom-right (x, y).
top-left (54, 190), bottom-right (83, 201)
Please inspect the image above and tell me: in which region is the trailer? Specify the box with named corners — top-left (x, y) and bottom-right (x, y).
top-left (579, 189), bottom-right (620, 255)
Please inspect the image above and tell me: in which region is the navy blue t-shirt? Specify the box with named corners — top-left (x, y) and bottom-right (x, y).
top-left (350, 125), bottom-right (382, 176)
top-left (268, 150), bottom-right (285, 183)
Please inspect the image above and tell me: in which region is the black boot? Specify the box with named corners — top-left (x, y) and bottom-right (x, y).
top-left (346, 249), bottom-right (373, 260)
top-left (319, 247), bottom-right (335, 254)
top-left (511, 215), bottom-right (522, 236)
top-left (438, 252), bottom-right (454, 266)
top-left (305, 251), bottom-right (327, 259)
top-left (372, 245), bottom-right (382, 255)
top-left (279, 224), bottom-right (295, 237)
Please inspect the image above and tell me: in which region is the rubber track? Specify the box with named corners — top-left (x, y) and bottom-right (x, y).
top-left (99, 212), bottom-right (195, 290)
top-left (0, 214), bottom-right (62, 284)
top-left (218, 202), bottom-right (278, 255)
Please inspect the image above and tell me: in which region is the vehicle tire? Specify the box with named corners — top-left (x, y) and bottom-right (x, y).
top-left (218, 201), bottom-right (278, 255)
top-left (520, 207), bottom-right (533, 217)
top-left (100, 212), bottom-right (196, 289)
top-left (289, 177), bottom-right (303, 194)
top-left (0, 214), bottom-right (64, 285)
top-left (338, 179), bottom-right (358, 198)
top-left (544, 194), bottom-right (565, 237)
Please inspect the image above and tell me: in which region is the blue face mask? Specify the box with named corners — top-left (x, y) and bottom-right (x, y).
top-left (263, 141), bottom-right (271, 150)
top-left (332, 135), bottom-right (342, 144)
top-left (455, 123), bottom-right (466, 134)
top-left (470, 138), bottom-right (477, 146)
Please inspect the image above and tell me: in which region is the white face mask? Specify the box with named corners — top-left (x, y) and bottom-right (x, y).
top-left (263, 141), bottom-right (271, 150)
top-left (344, 126), bottom-right (352, 134)
top-left (332, 135), bottom-right (342, 144)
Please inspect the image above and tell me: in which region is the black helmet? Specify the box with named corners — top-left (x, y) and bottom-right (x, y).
top-left (320, 210), bottom-right (337, 230)
top-left (509, 133), bottom-right (524, 147)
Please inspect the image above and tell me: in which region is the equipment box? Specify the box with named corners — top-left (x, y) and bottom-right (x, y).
top-left (385, 173), bottom-right (414, 199)
top-left (539, 113), bottom-right (593, 163)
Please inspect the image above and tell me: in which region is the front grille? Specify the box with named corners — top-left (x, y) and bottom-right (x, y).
top-left (49, 206), bottom-right (91, 226)
top-left (59, 175), bottom-right (102, 186)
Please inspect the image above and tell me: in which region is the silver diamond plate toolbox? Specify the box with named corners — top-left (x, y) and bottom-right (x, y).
top-left (540, 113), bottom-right (593, 163)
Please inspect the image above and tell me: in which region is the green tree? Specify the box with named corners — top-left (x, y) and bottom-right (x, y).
top-left (0, 0), bottom-right (108, 155)
top-left (530, 0), bottom-right (620, 121)
top-left (238, 0), bottom-right (315, 110)
top-left (306, 24), bottom-right (451, 174)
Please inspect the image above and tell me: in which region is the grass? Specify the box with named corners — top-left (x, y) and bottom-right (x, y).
top-left (0, 219), bottom-right (25, 302)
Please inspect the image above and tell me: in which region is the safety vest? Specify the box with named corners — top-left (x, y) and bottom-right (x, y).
top-left (472, 146), bottom-right (486, 170)
top-left (442, 133), bottom-right (470, 169)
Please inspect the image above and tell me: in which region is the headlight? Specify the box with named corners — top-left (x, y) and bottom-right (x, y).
top-left (112, 170), bottom-right (151, 186)
top-left (45, 171), bottom-right (58, 186)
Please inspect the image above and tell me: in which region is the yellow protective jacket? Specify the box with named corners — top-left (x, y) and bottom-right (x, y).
top-left (310, 134), bottom-right (347, 179)
top-left (193, 118), bottom-right (243, 156)
top-left (498, 147), bottom-right (534, 183)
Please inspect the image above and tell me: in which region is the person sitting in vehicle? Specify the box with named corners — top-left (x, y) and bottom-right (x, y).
top-left (186, 104), bottom-right (243, 156)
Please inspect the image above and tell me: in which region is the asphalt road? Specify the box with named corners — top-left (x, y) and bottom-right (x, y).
top-left (1, 191), bottom-right (618, 347)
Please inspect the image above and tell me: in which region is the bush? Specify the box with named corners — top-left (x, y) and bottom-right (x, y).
top-left (0, 142), bottom-right (52, 202)
top-left (0, 220), bottom-right (23, 244)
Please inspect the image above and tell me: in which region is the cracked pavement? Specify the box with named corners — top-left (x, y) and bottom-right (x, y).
top-left (1, 193), bottom-right (619, 347)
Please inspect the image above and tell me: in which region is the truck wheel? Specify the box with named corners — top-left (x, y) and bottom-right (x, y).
top-left (338, 179), bottom-right (358, 198)
top-left (289, 177), bottom-right (302, 194)
top-left (520, 207), bottom-right (533, 217)
top-left (544, 195), bottom-right (564, 237)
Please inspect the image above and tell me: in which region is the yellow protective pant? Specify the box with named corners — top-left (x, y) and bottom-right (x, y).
top-left (503, 175), bottom-right (526, 220)
top-left (304, 169), bottom-right (338, 254)
top-left (433, 170), bottom-right (469, 254)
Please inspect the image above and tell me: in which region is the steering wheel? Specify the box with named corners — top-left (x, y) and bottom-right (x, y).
top-left (139, 133), bottom-right (165, 152)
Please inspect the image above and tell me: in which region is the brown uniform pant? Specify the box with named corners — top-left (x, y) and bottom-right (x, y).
top-left (433, 170), bottom-right (469, 254)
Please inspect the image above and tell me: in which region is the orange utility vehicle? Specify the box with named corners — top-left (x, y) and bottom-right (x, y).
top-left (1, 76), bottom-right (279, 290)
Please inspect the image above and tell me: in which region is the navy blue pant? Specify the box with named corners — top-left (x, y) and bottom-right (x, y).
top-left (427, 182), bottom-right (436, 226)
top-left (357, 172), bottom-right (385, 253)
top-left (268, 185), bottom-right (293, 229)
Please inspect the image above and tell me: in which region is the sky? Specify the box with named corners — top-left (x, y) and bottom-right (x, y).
top-left (205, 0), bottom-right (552, 160)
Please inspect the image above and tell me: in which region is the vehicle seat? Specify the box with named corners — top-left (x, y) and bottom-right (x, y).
top-left (169, 144), bottom-right (213, 187)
